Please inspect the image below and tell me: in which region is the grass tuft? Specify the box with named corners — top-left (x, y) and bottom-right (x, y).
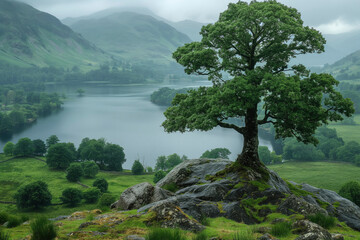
top-left (0, 212), bottom-right (9, 225)
top-left (270, 221), bottom-right (292, 237)
top-left (0, 231), bottom-right (11, 240)
top-left (6, 216), bottom-right (21, 228)
top-left (162, 183), bottom-right (178, 193)
top-left (145, 228), bottom-right (187, 240)
top-left (232, 229), bottom-right (255, 240)
top-left (30, 216), bottom-right (57, 240)
top-left (192, 231), bottom-right (208, 240)
top-left (308, 213), bottom-right (336, 229)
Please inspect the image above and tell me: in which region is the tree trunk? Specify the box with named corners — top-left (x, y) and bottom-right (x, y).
top-left (236, 107), bottom-right (263, 170)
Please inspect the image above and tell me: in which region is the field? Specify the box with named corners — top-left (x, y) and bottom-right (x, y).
top-left (329, 114), bottom-right (360, 143)
top-left (269, 161), bottom-right (360, 192)
top-left (0, 156), bottom-right (153, 218)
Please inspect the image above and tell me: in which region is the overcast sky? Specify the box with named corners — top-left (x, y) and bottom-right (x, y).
top-left (18, 0), bottom-right (360, 35)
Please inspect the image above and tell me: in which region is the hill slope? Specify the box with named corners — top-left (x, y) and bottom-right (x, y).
top-left (322, 49), bottom-right (360, 80)
top-left (69, 12), bottom-right (191, 64)
top-left (0, 0), bottom-right (110, 69)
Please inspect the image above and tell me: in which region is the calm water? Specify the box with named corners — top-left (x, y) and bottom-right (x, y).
top-left (0, 82), bottom-right (272, 169)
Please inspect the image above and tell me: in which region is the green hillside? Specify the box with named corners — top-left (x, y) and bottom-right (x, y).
top-left (0, 0), bottom-right (110, 69)
top-left (69, 12), bottom-right (191, 64)
top-left (323, 49), bottom-right (360, 81)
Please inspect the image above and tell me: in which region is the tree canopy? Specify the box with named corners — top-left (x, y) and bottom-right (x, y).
top-left (162, 0), bottom-right (354, 169)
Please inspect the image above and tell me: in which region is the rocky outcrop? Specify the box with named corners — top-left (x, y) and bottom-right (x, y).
top-left (113, 159), bottom-right (360, 232)
top-left (293, 220), bottom-right (332, 240)
top-left (111, 182), bottom-right (174, 210)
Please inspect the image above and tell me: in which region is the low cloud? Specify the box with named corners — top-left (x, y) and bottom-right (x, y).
top-left (316, 18), bottom-right (360, 35)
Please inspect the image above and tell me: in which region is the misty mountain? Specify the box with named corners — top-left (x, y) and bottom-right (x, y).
top-left (69, 12), bottom-right (192, 64)
top-left (0, 0), bottom-right (110, 69)
top-left (63, 7), bottom-right (206, 42)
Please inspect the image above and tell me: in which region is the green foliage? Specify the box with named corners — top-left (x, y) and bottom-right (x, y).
top-left (83, 187), bottom-right (101, 204)
top-left (93, 178), bottom-right (108, 193)
top-left (14, 180), bottom-right (52, 209)
top-left (155, 154), bottom-right (185, 171)
top-left (232, 230), bottom-right (255, 240)
top-left (6, 215), bottom-right (21, 228)
top-left (82, 161), bottom-right (99, 178)
top-left (258, 146), bottom-right (271, 165)
top-left (0, 231), bottom-right (10, 240)
top-left (271, 221), bottom-right (292, 238)
top-left (153, 170), bottom-right (167, 183)
top-left (132, 160), bottom-right (144, 175)
top-left (60, 188), bottom-right (83, 206)
top-left (192, 231), bottom-right (208, 240)
top-left (334, 141), bottom-right (360, 163)
top-left (32, 139), bottom-right (46, 156)
top-left (339, 181), bottom-right (360, 206)
top-left (145, 228), bottom-right (187, 240)
top-left (308, 213), bottom-right (336, 229)
top-left (46, 143), bottom-right (76, 170)
top-left (162, 183), bottom-right (178, 193)
top-left (200, 148), bottom-right (231, 159)
top-left (98, 193), bottom-right (116, 207)
top-left (13, 138), bottom-right (34, 157)
top-left (30, 216), bottom-right (57, 240)
top-left (199, 215), bottom-right (211, 226)
top-left (146, 167), bottom-right (153, 173)
top-left (46, 135), bottom-right (59, 149)
top-left (151, 87), bottom-right (191, 106)
top-left (3, 142), bottom-right (14, 156)
top-left (66, 163), bottom-right (84, 182)
top-left (0, 212), bottom-right (9, 225)
top-left (283, 138), bottom-right (325, 161)
top-left (155, 156), bottom-right (167, 171)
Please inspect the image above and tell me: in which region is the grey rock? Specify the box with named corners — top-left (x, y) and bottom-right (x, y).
top-left (300, 183), bottom-right (360, 231)
top-left (126, 235), bottom-right (146, 240)
top-left (156, 158), bottom-right (232, 188)
top-left (111, 182), bottom-right (174, 210)
top-left (49, 215), bottom-right (70, 221)
top-left (278, 195), bottom-right (328, 216)
top-left (268, 170), bottom-right (291, 194)
top-left (138, 197), bottom-right (179, 213)
top-left (176, 183), bottom-right (230, 201)
top-left (258, 233), bottom-right (279, 240)
top-left (293, 220), bottom-right (332, 240)
top-left (78, 221), bottom-right (99, 229)
top-left (331, 234), bottom-right (344, 240)
top-left (223, 202), bottom-right (257, 224)
top-left (147, 201), bottom-right (205, 232)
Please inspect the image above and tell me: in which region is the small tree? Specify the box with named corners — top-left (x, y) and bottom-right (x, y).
top-left (60, 188), bottom-right (83, 206)
top-left (165, 154), bottom-right (182, 169)
top-left (14, 181), bottom-right (52, 209)
top-left (155, 156), bottom-right (167, 171)
top-left (13, 138), bottom-right (34, 157)
top-left (131, 160), bottom-right (144, 175)
top-left (32, 139), bottom-right (46, 156)
top-left (339, 181), bottom-right (360, 206)
top-left (258, 146), bottom-right (271, 165)
top-left (201, 148), bottom-right (231, 159)
top-left (3, 142), bottom-right (14, 156)
top-left (83, 187), bottom-right (101, 203)
top-left (103, 143), bottom-right (126, 171)
top-left (146, 167), bottom-right (153, 173)
top-left (46, 143), bottom-right (76, 170)
top-left (46, 135), bottom-right (59, 149)
top-left (98, 193), bottom-right (116, 207)
top-left (93, 178), bottom-right (108, 193)
top-left (153, 170), bottom-right (167, 183)
top-left (82, 161), bottom-right (99, 178)
top-left (66, 163), bottom-right (84, 182)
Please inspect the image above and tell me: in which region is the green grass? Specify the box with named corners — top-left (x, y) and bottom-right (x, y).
top-left (270, 222), bottom-right (292, 238)
top-left (307, 213), bottom-right (336, 229)
top-left (329, 114), bottom-right (360, 143)
top-left (0, 157), bottom-right (153, 218)
top-left (269, 161), bottom-right (360, 192)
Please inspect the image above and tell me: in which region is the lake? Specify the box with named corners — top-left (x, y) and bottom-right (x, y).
top-left (0, 82), bottom-right (272, 169)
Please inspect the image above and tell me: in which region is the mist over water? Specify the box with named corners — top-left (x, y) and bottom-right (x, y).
top-left (0, 82), bottom-right (272, 169)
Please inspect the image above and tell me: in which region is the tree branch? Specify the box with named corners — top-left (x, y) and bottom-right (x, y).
top-left (217, 120), bottom-right (245, 134)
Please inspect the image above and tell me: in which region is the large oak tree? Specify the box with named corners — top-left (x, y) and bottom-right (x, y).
top-left (162, 0), bottom-right (354, 170)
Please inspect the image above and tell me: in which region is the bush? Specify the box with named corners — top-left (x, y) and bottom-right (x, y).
top-left (153, 170), bottom-right (167, 183)
top-left (46, 143), bottom-right (76, 170)
top-left (83, 187), bottom-right (101, 203)
top-left (270, 221), bottom-right (292, 238)
top-left (14, 181), bottom-right (52, 209)
top-left (6, 216), bottom-right (21, 228)
top-left (308, 213), bottom-right (336, 229)
top-left (66, 163), bottom-right (84, 182)
top-left (145, 228), bottom-right (187, 240)
top-left (82, 161), bottom-right (99, 178)
top-left (99, 193), bottom-right (116, 207)
top-left (0, 212), bottom-right (9, 225)
top-left (93, 178), bottom-right (108, 193)
top-left (3, 142), bottom-right (14, 156)
top-left (60, 188), bottom-right (83, 206)
top-left (31, 216), bottom-right (57, 240)
top-left (339, 181), bottom-right (360, 206)
top-left (132, 160), bottom-right (144, 175)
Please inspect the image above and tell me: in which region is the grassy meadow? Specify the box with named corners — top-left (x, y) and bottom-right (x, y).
top-left (329, 114), bottom-right (360, 143)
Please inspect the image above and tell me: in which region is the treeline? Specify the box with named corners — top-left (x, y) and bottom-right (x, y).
top-left (150, 87), bottom-right (191, 106)
top-left (3, 135), bottom-right (126, 171)
top-left (337, 82), bottom-right (360, 114)
top-left (0, 84), bottom-right (63, 138)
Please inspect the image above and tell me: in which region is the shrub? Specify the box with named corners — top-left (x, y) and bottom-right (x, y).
top-left (93, 178), bottom-right (108, 193)
top-left (60, 188), bottom-right (83, 206)
top-left (83, 187), bottom-right (101, 203)
top-left (132, 160), bottom-right (144, 175)
top-left (6, 216), bottom-right (21, 228)
top-left (0, 231), bottom-right (10, 240)
top-left (270, 221), bottom-right (292, 238)
top-left (145, 228), bottom-right (187, 240)
top-left (31, 216), bottom-right (57, 240)
top-left (0, 212), bottom-right (9, 225)
top-left (82, 161), bottom-right (99, 178)
top-left (99, 193), bottom-right (116, 207)
top-left (66, 163), bottom-right (84, 182)
top-left (339, 181), bottom-right (360, 206)
top-left (308, 213), bottom-right (336, 229)
top-left (3, 142), bottom-right (14, 156)
top-left (153, 170), bottom-right (167, 183)
top-left (14, 181), bottom-right (52, 209)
